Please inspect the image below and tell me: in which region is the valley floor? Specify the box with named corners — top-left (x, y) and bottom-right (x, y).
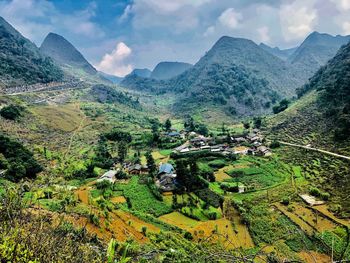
top-left (0, 83), bottom-right (349, 262)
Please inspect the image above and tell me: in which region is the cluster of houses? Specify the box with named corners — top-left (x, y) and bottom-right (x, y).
top-left (173, 129), bottom-right (272, 157)
top-left (97, 162), bottom-right (177, 192)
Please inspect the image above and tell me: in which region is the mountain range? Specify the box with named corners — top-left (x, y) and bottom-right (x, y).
top-left (121, 32), bottom-right (350, 118)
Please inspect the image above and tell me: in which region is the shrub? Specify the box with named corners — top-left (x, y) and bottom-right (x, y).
top-left (184, 231), bottom-right (193, 240)
top-left (0, 105), bottom-right (24, 120)
top-left (281, 197), bottom-right (290, 206)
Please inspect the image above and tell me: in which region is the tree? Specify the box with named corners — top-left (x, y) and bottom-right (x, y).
top-left (184, 117), bottom-right (195, 132)
top-left (273, 99), bottom-right (290, 114)
top-left (197, 124), bottom-right (209, 136)
top-left (253, 117), bottom-right (262, 129)
top-left (164, 119), bottom-right (172, 131)
top-left (145, 151), bottom-right (156, 176)
top-left (104, 129), bottom-right (132, 143)
top-left (94, 137), bottom-right (113, 168)
top-left (243, 122), bottom-right (250, 130)
top-left (118, 141), bottom-right (127, 162)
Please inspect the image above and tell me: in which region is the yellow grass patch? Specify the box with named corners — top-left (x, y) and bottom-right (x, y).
top-left (191, 218), bottom-right (253, 249)
top-left (110, 196), bottom-right (126, 204)
top-left (298, 251), bottom-right (331, 263)
top-left (152, 151), bottom-right (169, 163)
top-left (31, 103), bottom-right (86, 132)
top-left (214, 165), bottom-right (234, 182)
top-left (313, 205), bottom-right (350, 227)
top-left (291, 203), bottom-right (336, 232)
top-left (159, 212), bottom-right (199, 231)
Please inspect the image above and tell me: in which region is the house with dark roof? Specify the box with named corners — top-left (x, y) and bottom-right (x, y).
top-left (156, 163), bottom-right (177, 192)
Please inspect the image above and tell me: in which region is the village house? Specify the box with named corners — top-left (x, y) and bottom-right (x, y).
top-left (127, 164), bottom-right (149, 175)
top-left (97, 170), bottom-right (118, 184)
top-left (256, 146), bottom-right (272, 156)
top-left (156, 163), bottom-right (177, 192)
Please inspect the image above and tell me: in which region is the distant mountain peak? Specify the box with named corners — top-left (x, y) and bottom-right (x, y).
top-left (151, 61), bottom-right (192, 80)
top-left (40, 32), bottom-right (97, 75)
top-left (128, 68), bottom-right (152, 78)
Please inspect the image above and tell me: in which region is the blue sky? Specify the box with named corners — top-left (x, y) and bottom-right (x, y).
top-left (1, 0), bottom-right (350, 76)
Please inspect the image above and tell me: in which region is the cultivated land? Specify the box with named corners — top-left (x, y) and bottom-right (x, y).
top-left (1, 81), bottom-right (350, 263)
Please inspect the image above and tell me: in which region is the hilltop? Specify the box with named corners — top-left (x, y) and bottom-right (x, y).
top-left (40, 32), bottom-right (110, 84)
top-left (289, 31), bottom-right (350, 80)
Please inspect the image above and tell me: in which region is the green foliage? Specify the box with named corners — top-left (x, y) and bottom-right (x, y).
top-left (145, 151), bottom-right (156, 176)
top-left (175, 159), bottom-right (208, 192)
top-left (164, 118), bottom-right (172, 131)
top-left (194, 188), bottom-right (223, 208)
top-left (91, 84), bottom-right (140, 108)
top-left (104, 129), bottom-right (132, 143)
top-left (93, 137), bottom-right (113, 169)
top-left (0, 134), bottom-right (42, 182)
top-left (273, 99), bottom-right (290, 114)
top-left (0, 20), bottom-right (63, 86)
top-left (0, 186), bottom-right (103, 262)
top-left (115, 177), bottom-right (172, 217)
top-left (296, 41), bottom-right (350, 141)
top-left (0, 104), bottom-right (24, 120)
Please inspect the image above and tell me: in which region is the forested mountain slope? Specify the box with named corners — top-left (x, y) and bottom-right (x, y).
top-left (0, 17), bottom-right (63, 88)
top-left (289, 31), bottom-right (350, 81)
top-left (268, 41), bottom-right (350, 154)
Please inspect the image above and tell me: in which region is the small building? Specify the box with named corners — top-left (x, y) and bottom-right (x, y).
top-left (167, 132), bottom-right (181, 138)
top-left (238, 185), bottom-right (245, 193)
top-left (156, 163), bottom-right (177, 192)
top-left (299, 194), bottom-right (325, 206)
top-left (234, 137), bottom-right (247, 143)
top-left (128, 164), bottom-right (149, 175)
top-left (180, 147), bottom-right (190, 153)
top-left (256, 146), bottom-right (272, 156)
top-left (97, 170), bottom-right (118, 184)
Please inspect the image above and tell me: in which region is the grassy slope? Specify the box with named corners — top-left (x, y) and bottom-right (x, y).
top-left (266, 90), bottom-right (350, 155)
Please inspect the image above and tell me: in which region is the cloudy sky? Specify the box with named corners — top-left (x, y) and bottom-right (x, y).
top-left (1, 0), bottom-right (350, 76)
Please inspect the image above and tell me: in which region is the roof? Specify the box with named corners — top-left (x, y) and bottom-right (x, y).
top-left (168, 132), bottom-right (180, 136)
top-left (158, 163), bottom-right (175, 174)
top-left (129, 164), bottom-right (142, 171)
top-left (101, 170), bottom-right (117, 179)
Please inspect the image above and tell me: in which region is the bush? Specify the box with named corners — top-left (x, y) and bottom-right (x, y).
top-left (0, 134), bottom-right (42, 182)
top-left (0, 105), bottom-right (24, 120)
top-left (281, 197), bottom-right (290, 206)
top-left (184, 231), bottom-right (193, 240)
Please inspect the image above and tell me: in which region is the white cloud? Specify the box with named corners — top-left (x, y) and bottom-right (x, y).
top-left (257, 26), bottom-right (270, 43)
top-left (125, 0), bottom-right (210, 32)
top-left (95, 42), bottom-right (133, 77)
top-left (218, 8), bottom-right (242, 29)
top-left (203, 26), bottom-right (215, 37)
top-left (279, 1), bottom-right (318, 42)
top-left (0, 0), bottom-right (104, 44)
top-left (342, 21), bottom-right (350, 34)
top-left (331, 0), bottom-right (350, 11)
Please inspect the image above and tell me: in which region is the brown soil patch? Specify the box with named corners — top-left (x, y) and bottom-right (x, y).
top-left (110, 196), bottom-right (126, 204)
top-left (298, 251), bottom-right (331, 263)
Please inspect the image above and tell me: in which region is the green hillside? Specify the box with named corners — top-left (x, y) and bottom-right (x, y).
top-left (0, 17), bottom-right (63, 88)
top-left (267, 41), bottom-right (350, 154)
